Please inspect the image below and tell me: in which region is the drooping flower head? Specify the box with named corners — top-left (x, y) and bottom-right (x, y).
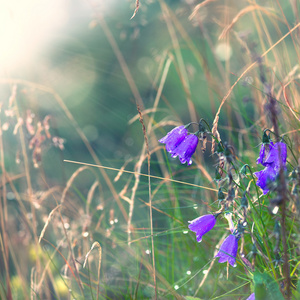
top-left (215, 234), bottom-right (239, 267)
top-left (255, 141), bottom-right (287, 194)
top-left (170, 134), bottom-right (199, 165)
top-left (159, 125), bottom-right (188, 153)
top-left (188, 214), bottom-right (217, 242)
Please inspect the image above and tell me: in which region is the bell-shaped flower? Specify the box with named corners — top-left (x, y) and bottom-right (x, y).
top-left (255, 141), bottom-right (287, 194)
top-left (159, 125), bottom-right (188, 153)
top-left (170, 134), bottom-right (198, 165)
top-left (215, 234), bottom-right (239, 267)
top-left (188, 214), bottom-right (216, 242)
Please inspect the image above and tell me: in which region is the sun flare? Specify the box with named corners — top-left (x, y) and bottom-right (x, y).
top-left (0, 0), bottom-right (67, 72)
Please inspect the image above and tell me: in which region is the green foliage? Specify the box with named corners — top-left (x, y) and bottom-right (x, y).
top-left (254, 272), bottom-right (284, 300)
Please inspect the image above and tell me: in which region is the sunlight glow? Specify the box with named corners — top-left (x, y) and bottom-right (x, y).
top-left (0, 0), bottom-right (67, 71)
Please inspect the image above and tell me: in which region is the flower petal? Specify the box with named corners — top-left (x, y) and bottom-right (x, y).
top-left (215, 234), bottom-right (238, 267)
top-left (188, 214), bottom-right (216, 242)
top-left (246, 293), bottom-right (255, 300)
top-left (171, 134), bottom-right (198, 165)
top-left (159, 125), bottom-right (188, 153)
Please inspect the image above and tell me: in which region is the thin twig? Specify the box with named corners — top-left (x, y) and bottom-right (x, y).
top-left (130, 0), bottom-right (140, 20)
top-left (137, 105), bottom-right (157, 299)
top-left (63, 159), bottom-right (219, 193)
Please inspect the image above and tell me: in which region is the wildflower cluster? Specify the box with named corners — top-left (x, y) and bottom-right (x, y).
top-left (159, 118), bottom-right (296, 298)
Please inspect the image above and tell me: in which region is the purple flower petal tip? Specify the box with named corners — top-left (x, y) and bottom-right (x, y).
top-left (158, 126), bottom-right (188, 153)
top-left (171, 134), bottom-right (198, 165)
top-left (246, 293), bottom-right (255, 300)
top-left (215, 234), bottom-right (239, 267)
top-left (188, 214), bottom-right (216, 243)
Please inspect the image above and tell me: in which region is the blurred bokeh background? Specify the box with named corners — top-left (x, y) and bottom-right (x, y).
top-left (1, 0), bottom-right (300, 299)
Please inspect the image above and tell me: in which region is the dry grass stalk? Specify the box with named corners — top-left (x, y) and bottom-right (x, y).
top-left (137, 104), bottom-right (157, 299)
top-left (219, 5), bottom-right (274, 40)
top-left (212, 21), bottom-right (300, 154)
top-left (194, 233), bottom-right (227, 295)
top-left (64, 159), bottom-right (219, 192)
top-left (128, 108), bottom-right (168, 125)
top-left (119, 176), bottom-right (133, 204)
top-left (189, 0), bottom-right (217, 20)
top-left (130, 0), bottom-right (140, 20)
top-left (35, 186), bottom-right (62, 205)
top-left (38, 204), bottom-right (62, 243)
top-left (60, 166), bottom-right (89, 205)
top-left (0, 77), bottom-right (128, 222)
top-left (36, 238), bottom-right (66, 292)
top-left (83, 242), bottom-right (102, 300)
top-left (114, 158), bottom-right (133, 182)
top-left (160, 1), bottom-right (198, 124)
top-left (86, 180), bottom-right (102, 215)
top-left (30, 267), bottom-right (36, 300)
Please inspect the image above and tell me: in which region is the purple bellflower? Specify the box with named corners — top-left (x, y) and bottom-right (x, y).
top-left (263, 142), bottom-right (287, 170)
top-left (254, 141), bottom-right (287, 194)
top-left (159, 125), bottom-right (188, 153)
top-left (188, 214), bottom-right (216, 242)
top-left (215, 234), bottom-right (239, 267)
top-left (170, 134), bottom-right (199, 165)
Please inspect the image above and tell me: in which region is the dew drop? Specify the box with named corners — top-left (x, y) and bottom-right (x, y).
top-left (64, 223), bottom-right (70, 229)
top-left (7, 192), bottom-right (15, 200)
top-left (203, 269), bottom-right (208, 275)
top-left (183, 230), bottom-right (188, 234)
top-left (174, 285), bottom-right (179, 290)
top-left (109, 220), bottom-right (114, 225)
top-left (215, 42), bottom-right (232, 61)
top-left (82, 232), bottom-right (89, 237)
top-left (145, 249), bottom-right (151, 254)
top-left (243, 221), bottom-right (247, 226)
top-left (193, 205), bottom-right (198, 210)
top-left (272, 206), bottom-right (279, 214)
top-left (186, 270), bottom-right (191, 275)
top-left (114, 218), bottom-right (118, 223)
top-left (233, 263), bottom-right (237, 268)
